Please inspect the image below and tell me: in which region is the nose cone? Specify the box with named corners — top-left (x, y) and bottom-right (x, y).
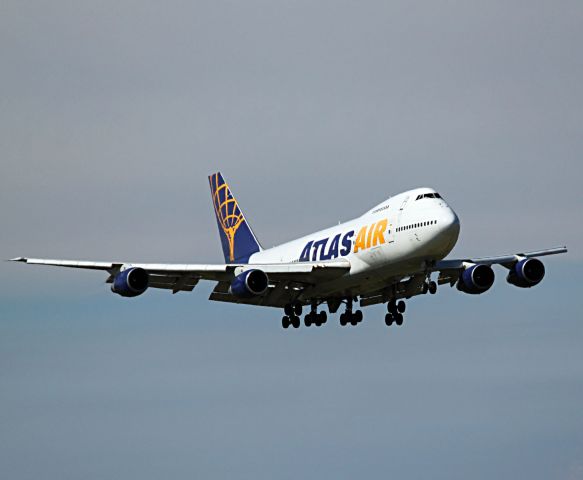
top-left (437, 207), bottom-right (460, 252)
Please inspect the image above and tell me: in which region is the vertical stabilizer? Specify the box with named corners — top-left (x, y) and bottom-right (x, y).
top-left (208, 172), bottom-right (262, 264)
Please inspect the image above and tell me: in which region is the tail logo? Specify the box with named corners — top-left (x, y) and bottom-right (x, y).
top-left (210, 173), bottom-right (245, 262)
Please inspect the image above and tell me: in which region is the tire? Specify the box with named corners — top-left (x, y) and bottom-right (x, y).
top-left (292, 316), bottom-right (300, 328)
top-left (282, 316), bottom-right (290, 329)
top-left (387, 300), bottom-right (396, 313)
top-left (304, 314), bottom-right (312, 327)
top-left (354, 310), bottom-right (363, 323)
top-left (422, 283), bottom-right (429, 294)
top-left (429, 281), bottom-right (437, 294)
top-left (294, 303), bottom-right (303, 316)
top-left (319, 311), bottom-right (327, 325)
top-left (350, 314), bottom-right (358, 326)
top-left (385, 313), bottom-right (393, 326)
top-left (284, 304), bottom-right (293, 316)
top-left (395, 313), bottom-right (403, 326)
top-left (397, 301), bottom-right (406, 313)
top-left (340, 313), bottom-right (347, 326)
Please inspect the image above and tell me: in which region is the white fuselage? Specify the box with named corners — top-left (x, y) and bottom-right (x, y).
top-left (248, 188), bottom-right (461, 298)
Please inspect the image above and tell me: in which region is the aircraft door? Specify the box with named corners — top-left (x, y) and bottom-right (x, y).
top-left (397, 196), bottom-right (409, 230)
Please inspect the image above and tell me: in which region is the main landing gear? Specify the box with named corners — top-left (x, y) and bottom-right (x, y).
top-left (339, 298), bottom-right (363, 327)
top-left (385, 299), bottom-right (406, 327)
top-left (422, 280), bottom-right (437, 295)
top-left (304, 303), bottom-right (327, 327)
top-left (282, 302), bottom-right (302, 329)
top-left (282, 302), bottom-right (328, 328)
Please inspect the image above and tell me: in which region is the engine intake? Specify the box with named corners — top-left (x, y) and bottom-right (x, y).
top-left (507, 258), bottom-right (545, 288)
top-left (111, 267), bottom-right (149, 297)
top-left (229, 269), bottom-right (269, 298)
top-left (457, 264), bottom-right (495, 295)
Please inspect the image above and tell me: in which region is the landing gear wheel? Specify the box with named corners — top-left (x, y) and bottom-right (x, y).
top-left (350, 314), bottom-right (358, 326)
top-left (304, 314), bottom-right (312, 327)
top-left (395, 313), bottom-right (403, 326)
top-left (282, 316), bottom-right (290, 329)
top-left (292, 316), bottom-right (301, 328)
top-left (397, 301), bottom-right (406, 313)
top-left (294, 303), bottom-right (303, 316)
top-left (354, 310), bottom-right (363, 323)
top-left (387, 300), bottom-right (397, 313)
top-left (340, 313), bottom-right (348, 326)
top-left (422, 283), bottom-right (429, 294)
top-left (428, 281), bottom-right (437, 295)
top-left (318, 311), bottom-right (327, 326)
top-left (284, 304), bottom-right (293, 316)
top-left (385, 313), bottom-right (393, 326)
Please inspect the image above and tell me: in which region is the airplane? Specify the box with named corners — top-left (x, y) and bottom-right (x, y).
top-left (11, 172), bottom-right (567, 329)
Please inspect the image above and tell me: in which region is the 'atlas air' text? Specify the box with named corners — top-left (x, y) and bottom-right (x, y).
top-left (299, 219), bottom-right (389, 262)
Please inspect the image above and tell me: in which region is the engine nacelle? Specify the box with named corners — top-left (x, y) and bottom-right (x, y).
top-left (229, 269), bottom-right (269, 298)
top-left (111, 267), bottom-right (149, 297)
top-left (457, 264), bottom-right (495, 295)
top-left (506, 258), bottom-right (545, 288)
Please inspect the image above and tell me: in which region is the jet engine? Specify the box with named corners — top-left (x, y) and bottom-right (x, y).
top-left (229, 269), bottom-right (269, 298)
top-left (506, 258), bottom-right (545, 288)
top-left (457, 264), bottom-right (495, 294)
top-left (111, 267), bottom-right (149, 297)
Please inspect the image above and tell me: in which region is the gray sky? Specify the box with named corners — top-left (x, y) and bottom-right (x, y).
top-left (1, 1), bottom-right (582, 479)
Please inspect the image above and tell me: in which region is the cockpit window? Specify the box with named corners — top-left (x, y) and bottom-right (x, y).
top-left (416, 192), bottom-right (443, 200)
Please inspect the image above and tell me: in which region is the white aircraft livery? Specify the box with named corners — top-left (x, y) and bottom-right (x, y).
top-left (12, 172), bottom-right (567, 329)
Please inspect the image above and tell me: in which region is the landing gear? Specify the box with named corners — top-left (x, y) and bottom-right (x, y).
top-left (283, 301), bottom-right (328, 328)
top-left (284, 302), bottom-right (303, 316)
top-left (339, 298), bottom-right (363, 327)
top-left (385, 299), bottom-right (406, 327)
top-left (282, 315), bottom-right (301, 329)
top-left (422, 281), bottom-right (437, 295)
top-left (283, 303), bottom-right (303, 329)
top-left (385, 312), bottom-right (404, 327)
top-left (304, 310), bottom-right (327, 327)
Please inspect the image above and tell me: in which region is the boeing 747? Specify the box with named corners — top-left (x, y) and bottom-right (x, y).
top-left (11, 172), bottom-right (567, 329)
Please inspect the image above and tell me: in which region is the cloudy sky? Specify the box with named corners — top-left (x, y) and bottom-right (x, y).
top-left (1, 1), bottom-right (582, 479)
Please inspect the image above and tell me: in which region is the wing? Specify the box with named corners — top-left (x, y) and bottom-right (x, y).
top-left (9, 257), bottom-right (350, 303)
top-left (359, 246), bottom-right (567, 307)
top-left (431, 246), bottom-right (567, 285)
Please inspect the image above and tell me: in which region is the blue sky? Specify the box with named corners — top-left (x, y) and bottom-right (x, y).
top-left (1, 1), bottom-right (582, 478)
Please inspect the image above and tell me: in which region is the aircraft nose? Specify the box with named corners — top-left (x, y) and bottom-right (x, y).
top-left (438, 207), bottom-right (460, 242)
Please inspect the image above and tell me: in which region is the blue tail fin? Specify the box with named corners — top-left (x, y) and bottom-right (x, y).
top-left (209, 172), bottom-right (262, 264)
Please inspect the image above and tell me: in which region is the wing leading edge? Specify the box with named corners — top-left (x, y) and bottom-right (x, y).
top-left (431, 246), bottom-right (567, 287)
top-left (9, 257), bottom-right (350, 296)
